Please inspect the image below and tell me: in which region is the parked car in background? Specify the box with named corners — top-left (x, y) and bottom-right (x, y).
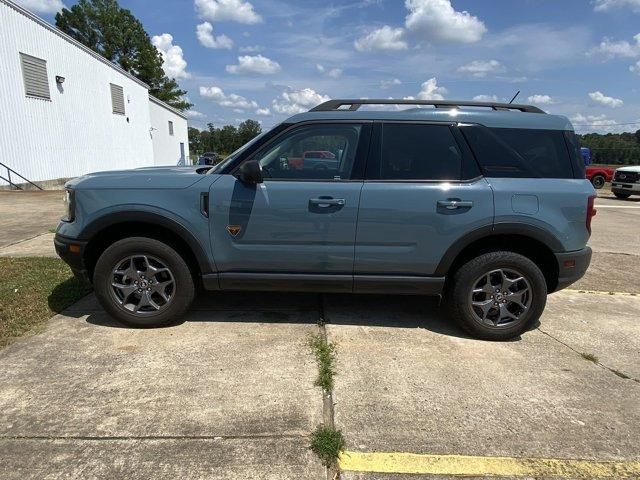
top-left (198, 152), bottom-right (220, 165)
top-left (582, 147), bottom-right (615, 189)
top-left (611, 166), bottom-right (640, 199)
top-left (55, 98), bottom-right (595, 341)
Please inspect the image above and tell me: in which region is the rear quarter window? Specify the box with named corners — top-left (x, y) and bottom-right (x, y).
top-left (461, 125), bottom-right (576, 179)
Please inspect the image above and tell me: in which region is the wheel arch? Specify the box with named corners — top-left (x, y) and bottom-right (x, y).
top-left (436, 224), bottom-right (561, 292)
top-left (80, 211), bottom-right (212, 281)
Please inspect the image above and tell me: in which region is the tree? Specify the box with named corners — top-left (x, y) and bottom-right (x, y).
top-left (238, 119), bottom-right (262, 145)
top-left (189, 121), bottom-right (263, 156)
top-left (55, 0), bottom-right (192, 111)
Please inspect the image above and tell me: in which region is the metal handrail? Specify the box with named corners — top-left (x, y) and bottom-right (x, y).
top-left (0, 161), bottom-right (43, 190)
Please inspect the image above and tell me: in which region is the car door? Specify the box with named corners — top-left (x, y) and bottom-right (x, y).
top-left (354, 121), bottom-right (494, 291)
top-left (210, 121), bottom-right (371, 291)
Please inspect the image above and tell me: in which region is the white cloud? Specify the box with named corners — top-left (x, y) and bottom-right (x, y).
top-left (414, 77), bottom-right (447, 100)
top-left (186, 110), bottom-right (205, 118)
top-left (272, 88), bottom-right (331, 115)
top-left (590, 33), bottom-right (640, 58)
top-left (380, 78), bottom-right (402, 89)
top-left (405, 0), bottom-right (486, 44)
top-left (571, 113), bottom-right (620, 133)
top-left (630, 60), bottom-right (640, 73)
top-left (354, 26), bottom-right (408, 52)
top-left (196, 22), bottom-right (233, 49)
top-left (316, 64), bottom-right (343, 78)
top-left (457, 59), bottom-right (504, 78)
top-left (588, 91), bottom-right (624, 108)
top-left (194, 0), bottom-right (261, 24)
top-left (594, 0), bottom-right (640, 12)
top-left (13, 0), bottom-right (64, 13)
top-left (473, 95), bottom-right (498, 102)
top-left (151, 33), bottom-right (190, 79)
top-left (239, 45), bottom-right (263, 53)
top-left (255, 107), bottom-right (271, 116)
top-left (226, 54), bottom-right (281, 75)
top-left (200, 85), bottom-right (258, 110)
top-left (527, 94), bottom-right (555, 105)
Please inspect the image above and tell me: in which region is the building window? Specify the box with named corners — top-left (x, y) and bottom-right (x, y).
top-left (110, 83), bottom-right (125, 115)
top-left (20, 53), bottom-right (50, 100)
top-left (168, 121), bottom-right (174, 136)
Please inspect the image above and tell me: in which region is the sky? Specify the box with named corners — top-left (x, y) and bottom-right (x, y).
top-left (16, 0), bottom-right (640, 133)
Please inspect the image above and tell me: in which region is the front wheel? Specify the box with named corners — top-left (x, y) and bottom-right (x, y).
top-left (446, 251), bottom-right (547, 341)
top-left (591, 175), bottom-right (605, 189)
top-left (93, 237), bottom-right (195, 327)
top-left (614, 192), bottom-right (631, 199)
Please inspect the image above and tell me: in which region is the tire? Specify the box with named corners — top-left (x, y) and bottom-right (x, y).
top-left (591, 175), bottom-right (605, 189)
top-left (446, 251), bottom-right (547, 341)
top-left (614, 192), bottom-right (631, 199)
top-left (93, 237), bottom-right (195, 327)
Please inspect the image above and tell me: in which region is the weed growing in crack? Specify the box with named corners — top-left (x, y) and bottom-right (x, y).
top-left (310, 424), bottom-right (346, 468)
top-left (309, 333), bottom-right (337, 392)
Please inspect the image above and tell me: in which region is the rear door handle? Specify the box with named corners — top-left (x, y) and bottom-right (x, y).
top-left (309, 198), bottom-right (345, 208)
top-left (437, 200), bottom-right (473, 210)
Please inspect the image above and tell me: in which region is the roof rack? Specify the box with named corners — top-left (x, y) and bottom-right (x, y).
top-left (310, 99), bottom-right (545, 114)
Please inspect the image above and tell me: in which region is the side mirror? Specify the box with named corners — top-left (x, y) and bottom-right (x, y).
top-left (236, 160), bottom-right (263, 184)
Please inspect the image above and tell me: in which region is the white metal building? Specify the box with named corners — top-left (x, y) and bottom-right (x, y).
top-left (0, 0), bottom-right (189, 188)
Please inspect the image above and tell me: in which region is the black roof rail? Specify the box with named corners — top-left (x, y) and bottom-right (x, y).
top-left (310, 99), bottom-right (545, 114)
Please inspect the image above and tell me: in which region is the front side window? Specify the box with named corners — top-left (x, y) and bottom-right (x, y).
top-left (376, 123), bottom-right (462, 180)
top-left (252, 124), bottom-right (363, 180)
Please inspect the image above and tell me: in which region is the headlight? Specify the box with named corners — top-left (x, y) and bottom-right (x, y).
top-left (63, 188), bottom-right (76, 222)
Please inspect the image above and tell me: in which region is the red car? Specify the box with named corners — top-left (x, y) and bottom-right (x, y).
top-left (586, 165), bottom-right (615, 189)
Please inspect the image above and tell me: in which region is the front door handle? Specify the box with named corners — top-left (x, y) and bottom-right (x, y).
top-left (437, 199), bottom-right (474, 210)
top-left (309, 198), bottom-right (345, 208)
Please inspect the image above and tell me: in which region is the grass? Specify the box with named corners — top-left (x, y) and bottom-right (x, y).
top-left (580, 352), bottom-right (599, 364)
top-left (0, 257), bottom-right (91, 348)
top-left (611, 369), bottom-right (631, 380)
top-left (309, 332), bottom-right (337, 392)
top-left (310, 424), bottom-right (346, 468)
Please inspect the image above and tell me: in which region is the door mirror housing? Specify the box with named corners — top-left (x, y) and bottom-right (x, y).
top-left (236, 160), bottom-right (263, 184)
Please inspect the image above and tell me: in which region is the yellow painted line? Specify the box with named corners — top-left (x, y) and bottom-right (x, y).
top-left (339, 451), bottom-right (640, 478)
top-left (565, 288), bottom-right (638, 297)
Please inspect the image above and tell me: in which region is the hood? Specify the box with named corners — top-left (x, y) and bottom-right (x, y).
top-left (66, 166), bottom-right (209, 190)
top-left (616, 165), bottom-right (640, 173)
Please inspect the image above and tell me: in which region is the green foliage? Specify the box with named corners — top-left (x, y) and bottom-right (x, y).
top-left (578, 130), bottom-right (640, 166)
top-left (310, 425), bottom-right (346, 468)
top-left (309, 332), bottom-right (337, 392)
top-left (189, 120), bottom-right (263, 157)
top-left (55, 0), bottom-right (192, 111)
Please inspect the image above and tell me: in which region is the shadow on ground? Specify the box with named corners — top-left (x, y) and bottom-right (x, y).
top-left (59, 290), bottom-right (531, 341)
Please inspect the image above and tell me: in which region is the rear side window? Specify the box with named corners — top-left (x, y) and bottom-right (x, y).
top-left (461, 125), bottom-right (575, 179)
top-left (376, 123), bottom-right (462, 180)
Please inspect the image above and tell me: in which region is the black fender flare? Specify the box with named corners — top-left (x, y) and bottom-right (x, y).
top-left (434, 223), bottom-right (563, 276)
top-left (79, 210), bottom-right (213, 274)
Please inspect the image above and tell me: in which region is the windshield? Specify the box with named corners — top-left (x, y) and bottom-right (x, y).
top-left (207, 129), bottom-right (272, 174)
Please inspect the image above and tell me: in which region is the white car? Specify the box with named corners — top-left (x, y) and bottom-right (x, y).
top-left (611, 166), bottom-right (640, 199)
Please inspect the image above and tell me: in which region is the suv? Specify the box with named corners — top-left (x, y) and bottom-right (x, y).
top-left (55, 99), bottom-right (595, 340)
top-left (611, 166), bottom-right (640, 199)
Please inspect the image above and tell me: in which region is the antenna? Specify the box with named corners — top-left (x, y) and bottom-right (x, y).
top-left (508, 90), bottom-right (520, 104)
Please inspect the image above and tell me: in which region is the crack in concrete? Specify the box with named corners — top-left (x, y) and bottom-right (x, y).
top-left (537, 328), bottom-right (639, 384)
top-left (0, 434), bottom-right (306, 441)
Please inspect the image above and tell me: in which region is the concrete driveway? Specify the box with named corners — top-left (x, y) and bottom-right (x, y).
top-left (0, 191), bottom-right (64, 248)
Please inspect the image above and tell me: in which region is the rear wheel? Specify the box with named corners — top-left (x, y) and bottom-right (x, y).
top-left (614, 192), bottom-right (631, 199)
top-left (591, 174), bottom-right (605, 189)
top-left (93, 237), bottom-right (195, 327)
top-left (446, 251), bottom-right (547, 341)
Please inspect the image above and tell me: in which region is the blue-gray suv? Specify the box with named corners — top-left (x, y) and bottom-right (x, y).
top-left (55, 99), bottom-right (595, 340)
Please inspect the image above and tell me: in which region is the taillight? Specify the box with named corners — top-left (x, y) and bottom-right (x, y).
top-left (586, 195), bottom-right (597, 235)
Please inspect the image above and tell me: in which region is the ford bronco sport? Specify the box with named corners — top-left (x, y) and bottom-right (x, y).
top-left (55, 99), bottom-right (595, 340)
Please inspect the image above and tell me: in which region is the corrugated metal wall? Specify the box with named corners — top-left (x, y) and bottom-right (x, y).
top-left (0, 1), bottom-right (155, 185)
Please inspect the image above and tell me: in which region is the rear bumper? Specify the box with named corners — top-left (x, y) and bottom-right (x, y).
top-left (54, 233), bottom-right (90, 283)
top-left (553, 247), bottom-right (592, 292)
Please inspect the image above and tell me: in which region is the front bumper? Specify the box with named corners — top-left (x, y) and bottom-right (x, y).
top-left (553, 247), bottom-right (592, 292)
top-left (611, 182), bottom-right (640, 194)
top-left (54, 233), bottom-right (90, 283)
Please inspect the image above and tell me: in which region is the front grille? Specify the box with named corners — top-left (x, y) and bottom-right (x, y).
top-left (614, 171), bottom-right (640, 183)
